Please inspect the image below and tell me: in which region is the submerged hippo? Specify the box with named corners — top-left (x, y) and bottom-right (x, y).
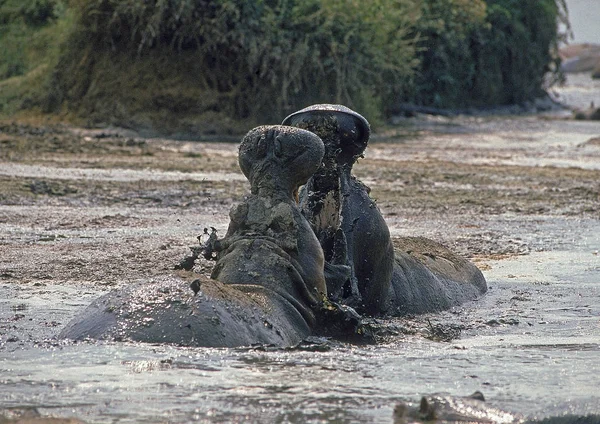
top-left (282, 104), bottom-right (487, 315)
top-left (60, 126), bottom-right (338, 347)
top-left (393, 392), bottom-right (525, 423)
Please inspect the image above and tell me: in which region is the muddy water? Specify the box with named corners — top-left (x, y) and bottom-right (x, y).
top-left (1, 74), bottom-right (600, 423)
top-left (2, 243), bottom-right (600, 423)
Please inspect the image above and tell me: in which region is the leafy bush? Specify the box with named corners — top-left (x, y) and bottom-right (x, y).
top-left (50, 0), bottom-right (418, 125)
top-left (476, 0), bottom-right (567, 104)
top-left (406, 0), bottom-right (487, 107)
top-left (408, 0), bottom-right (568, 108)
top-left (20, 0), bottom-right (61, 26)
top-left (0, 0), bottom-right (60, 79)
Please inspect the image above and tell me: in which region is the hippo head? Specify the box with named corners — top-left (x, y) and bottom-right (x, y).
top-left (239, 125), bottom-right (325, 198)
top-left (282, 104), bottom-right (370, 168)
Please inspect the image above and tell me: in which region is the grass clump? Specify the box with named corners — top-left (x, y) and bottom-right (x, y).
top-left (0, 0), bottom-right (73, 116)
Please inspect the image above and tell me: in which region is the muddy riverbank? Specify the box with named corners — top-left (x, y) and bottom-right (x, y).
top-left (1, 74), bottom-right (600, 422)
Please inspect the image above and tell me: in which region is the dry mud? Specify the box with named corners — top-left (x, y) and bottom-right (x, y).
top-left (0, 107), bottom-right (599, 422)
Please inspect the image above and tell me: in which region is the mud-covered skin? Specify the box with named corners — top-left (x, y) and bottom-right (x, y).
top-left (206, 125), bottom-right (327, 327)
top-left (284, 104), bottom-right (394, 314)
top-left (59, 275), bottom-right (313, 347)
top-left (390, 237), bottom-right (487, 314)
top-left (393, 392), bottom-right (524, 423)
top-left (60, 126), bottom-right (328, 347)
top-left (283, 104), bottom-right (486, 315)
top-left (574, 104), bottom-right (600, 120)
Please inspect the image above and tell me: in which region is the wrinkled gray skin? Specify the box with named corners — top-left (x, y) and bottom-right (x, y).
top-left (390, 236), bottom-right (487, 315)
top-left (60, 126), bottom-right (328, 347)
top-left (393, 392), bottom-right (525, 423)
top-left (283, 104), bottom-right (487, 316)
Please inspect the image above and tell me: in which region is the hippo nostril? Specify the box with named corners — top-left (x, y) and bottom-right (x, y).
top-left (190, 279), bottom-right (201, 295)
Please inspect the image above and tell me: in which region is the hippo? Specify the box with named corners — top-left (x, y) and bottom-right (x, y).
top-left (574, 102), bottom-right (600, 121)
top-left (393, 392), bottom-right (525, 423)
top-left (282, 104), bottom-right (487, 316)
top-left (59, 125), bottom-right (361, 347)
top-left (282, 104), bottom-right (393, 314)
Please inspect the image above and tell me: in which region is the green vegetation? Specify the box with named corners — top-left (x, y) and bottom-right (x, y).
top-left (0, 0), bottom-right (72, 116)
top-left (0, 0), bottom-right (569, 135)
top-left (43, 0), bottom-right (418, 133)
top-left (410, 0), bottom-right (568, 108)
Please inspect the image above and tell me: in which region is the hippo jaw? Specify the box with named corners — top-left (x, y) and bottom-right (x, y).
top-left (282, 104), bottom-right (370, 168)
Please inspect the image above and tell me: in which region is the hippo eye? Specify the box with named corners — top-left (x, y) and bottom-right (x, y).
top-left (256, 135), bottom-right (267, 158)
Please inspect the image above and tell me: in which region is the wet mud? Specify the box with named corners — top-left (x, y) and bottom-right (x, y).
top-left (1, 76), bottom-right (600, 422)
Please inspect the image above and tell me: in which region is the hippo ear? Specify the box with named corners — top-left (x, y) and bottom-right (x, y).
top-left (419, 397), bottom-right (436, 420)
top-left (468, 391), bottom-right (485, 401)
top-left (419, 397), bottom-right (429, 414)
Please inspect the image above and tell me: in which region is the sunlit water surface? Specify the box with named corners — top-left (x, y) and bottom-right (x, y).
top-left (1, 239), bottom-right (599, 423)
